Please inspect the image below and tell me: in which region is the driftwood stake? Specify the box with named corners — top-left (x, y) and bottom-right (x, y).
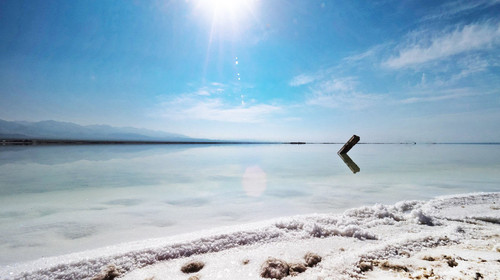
top-left (337, 135), bottom-right (360, 155)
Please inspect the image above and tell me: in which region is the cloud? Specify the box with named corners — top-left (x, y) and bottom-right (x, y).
top-left (196, 89), bottom-right (210, 96)
top-left (186, 100), bottom-right (281, 123)
top-left (318, 77), bottom-right (357, 92)
top-left (307, 91), bottom-right (382, 109)
top-left (342, 43), bottom-right (388, 63)
top-left (451, 56), bottom-right (490, 81)
top-left (422, 0), bottom-right (500, 22)
top-left (159, 96), bottom-right (281, 123)
top-left (289, 73), bottom-right (320, 87)
top-left (399, 88), bottom-right (482, 104)
top-left (409, 54), bottom-right (492, 89)
top-left (192, 83), bottom-right (226, 96)
top-left (290, 44), bottom-right (387, 88)
top-left (306, 77), bottom-right (383, 109)
top-left (384, 22), bottom-right (500, 69)
top-left (343, 49), bottom-right (376, 62)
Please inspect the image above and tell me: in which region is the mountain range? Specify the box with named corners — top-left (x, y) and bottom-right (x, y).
top-left (0, 119), bottom-right (197, 141)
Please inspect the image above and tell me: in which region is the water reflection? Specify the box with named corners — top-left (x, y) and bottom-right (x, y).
top-left (338, 153), bottom-right (360, 174)
top-left (0, 144), bottom-right (193, 166)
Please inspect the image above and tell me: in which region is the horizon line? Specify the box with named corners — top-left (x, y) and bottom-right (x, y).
top-left (1, 138), bottom-right (500, 146)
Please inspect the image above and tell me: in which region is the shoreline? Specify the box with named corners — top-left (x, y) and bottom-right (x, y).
top-left (2, 192), bottom-right (498, 280)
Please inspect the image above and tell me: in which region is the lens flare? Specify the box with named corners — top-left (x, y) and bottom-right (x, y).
top-left (242, 165), bottom-right (267, 197)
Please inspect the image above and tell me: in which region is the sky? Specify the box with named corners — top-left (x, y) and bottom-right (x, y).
top-left (1, 0), bottom-right (500, 142)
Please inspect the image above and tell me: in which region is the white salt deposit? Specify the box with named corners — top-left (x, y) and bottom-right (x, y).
top-left (1, 192), bottom-right (498, 280)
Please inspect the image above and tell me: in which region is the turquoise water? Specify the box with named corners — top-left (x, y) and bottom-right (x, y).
top-left (0, 144), bottom-right (499, 264)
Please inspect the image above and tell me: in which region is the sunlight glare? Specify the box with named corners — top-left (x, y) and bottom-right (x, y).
top-left (194, 0), bottom-right (257, 25)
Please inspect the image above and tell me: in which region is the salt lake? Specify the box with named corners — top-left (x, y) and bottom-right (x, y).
top-left (0, 143), bottom-right (499, 265)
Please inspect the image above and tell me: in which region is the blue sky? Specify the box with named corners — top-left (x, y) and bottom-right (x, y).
top-left (1, 0), bottom-right (499, 142)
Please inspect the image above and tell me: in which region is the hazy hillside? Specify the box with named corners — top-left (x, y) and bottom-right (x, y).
top-left (0, 119), bottom-right (194, 141)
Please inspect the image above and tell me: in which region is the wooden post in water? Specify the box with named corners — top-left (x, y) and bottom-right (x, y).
top-left (337, 135), bottom-right (360, 155)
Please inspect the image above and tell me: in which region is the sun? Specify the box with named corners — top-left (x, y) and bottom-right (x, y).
top-left (212, 0), bottom-right (251, 16)
top-left (193, 0), bottom-right (257, 26)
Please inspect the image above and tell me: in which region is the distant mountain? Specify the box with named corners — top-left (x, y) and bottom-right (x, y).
top-left (0, 119), bottom-right (196, 141)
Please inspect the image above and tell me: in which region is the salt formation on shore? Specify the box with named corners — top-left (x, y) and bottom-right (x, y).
top-left (1, 192), bottom-right (498, 280)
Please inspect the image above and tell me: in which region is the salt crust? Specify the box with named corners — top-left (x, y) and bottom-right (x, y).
top-left (1, 192), bottom-right (498, 280)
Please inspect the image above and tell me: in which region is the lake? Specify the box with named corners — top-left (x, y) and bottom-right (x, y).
top-left (0, 143), bottom-right (499, 264)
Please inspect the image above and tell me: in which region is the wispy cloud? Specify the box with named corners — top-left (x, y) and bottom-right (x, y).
top-left (196, 89), bottom-right (211, 96)
top-left (317, 77), bottom-right (357, 93)
top-left (451, 56), bottom-right (490, 81)
top-left (414, 55), bottom-right (491, 89)
top-left (288, 8), bottom-right (500, 119)
top-left (186, 100), bottom-right (280, 123)
top-left (307, 91), bottom-right (382, 109)
top-left (432, 56), bottom-right (490, 86)
top-left (306, 77), bottom-right (383, 109)
top-left (289, 73), bottom-right (321, 87)
top-left (190, 83), bottom-right (226, 96)
top-left (342, 43), bottom-right (388, 63)
top-left (158, 95), bottom-right (281, 123)
top-left (399, 88), bottom-right (484, 104)
top-left (422, 0), bottom-right (500, 22)
top-left (383, 22), bottom-right (500, 69)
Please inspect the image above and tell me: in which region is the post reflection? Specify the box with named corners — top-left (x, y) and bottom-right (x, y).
top-left (338, 153), bottom-right (360, 174)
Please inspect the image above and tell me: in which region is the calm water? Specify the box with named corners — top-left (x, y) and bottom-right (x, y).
top-left (0, 144), bottom-right (499, 264)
